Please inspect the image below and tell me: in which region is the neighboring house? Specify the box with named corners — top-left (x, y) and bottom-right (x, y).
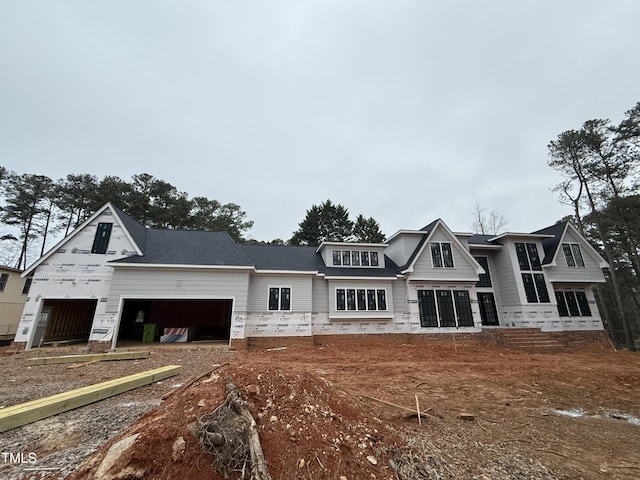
top-left (12, 203), bottom-right (609, 351)
top-left (0, 266), bottom-right (30, 341)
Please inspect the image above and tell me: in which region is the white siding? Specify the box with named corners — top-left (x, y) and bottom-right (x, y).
top-left (490, 240), bottom-right (520, 306)
top-left (108, 268), bottom-right (250, 312)
top-left (312, 276), bottom-right (329, 312)
top-left (392, 279), bottom-right (409, 313)
top-left (385, 234), bottom-right (424, 268)
top-left (544, 229), bottom-right (606, 283)
top-left (411, 228), bottom-right (477, 280)
top-left (246, 274), bottom-right (313, 312)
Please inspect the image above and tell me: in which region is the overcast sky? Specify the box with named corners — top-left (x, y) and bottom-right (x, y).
top-left (1, 1), bottom-right (639, 242)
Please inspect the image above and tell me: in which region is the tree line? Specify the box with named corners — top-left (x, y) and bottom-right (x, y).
top-left (0, 171), bottom-right (254, 269)
top-left (548, 101), bottom-right (640, 350)
top-left (0, 170), bottom-right (386, 269)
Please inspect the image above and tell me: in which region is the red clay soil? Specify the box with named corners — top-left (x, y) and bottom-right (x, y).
top-left (17, 339), bottom-right (640, 479)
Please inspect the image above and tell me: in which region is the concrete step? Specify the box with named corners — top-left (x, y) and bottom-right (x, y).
top-left (497, 329), bottom-right (565, 351)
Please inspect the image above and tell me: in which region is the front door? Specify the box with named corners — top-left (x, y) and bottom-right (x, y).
top-left (478, 292), bottom-right (499, 326)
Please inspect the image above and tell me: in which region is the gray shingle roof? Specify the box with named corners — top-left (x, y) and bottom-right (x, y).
top-left (239, 243), bottom-right (402, 277)
top-left (468, 234), bottom-right (499, 246)
top-left (239, 244), bottom-right (324, 271)
top-left (532, 221), bottom-right (567, 265)
top-left (110, 204), bottom-right (148, 249)
top-left (111, 229), bottom-right (252, 266)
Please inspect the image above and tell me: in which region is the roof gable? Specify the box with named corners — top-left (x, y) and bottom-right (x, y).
top-left (22, 202), bottom-right (146, 276)
top-left (533, 221), bottom-right (608, 268)
top-left (403, 219), bottom-right (483, 275)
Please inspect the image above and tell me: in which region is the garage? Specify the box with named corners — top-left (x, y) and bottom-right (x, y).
top-left (116, 299), bottom-right (233, 344)
top-left (32, 299), bottom-right (97, 347)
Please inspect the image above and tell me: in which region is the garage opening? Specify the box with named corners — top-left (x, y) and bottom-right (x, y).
top-left (117, 299), bottom-right (233, 344)
top-left (32, 299), bottom-right (97, 346)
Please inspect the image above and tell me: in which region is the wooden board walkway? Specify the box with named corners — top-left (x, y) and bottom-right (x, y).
top-left (26, 350), bottom-right (151, 366)
top-left (0, 365), bottom-right (181, 432)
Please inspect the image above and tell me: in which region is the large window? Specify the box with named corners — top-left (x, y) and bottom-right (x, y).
top-left (431, 242), bottom-right (454, 268)
top-left (555, 290), bottom-right (592, 317)
top-left (515, 242), bottom-right (542, 271)
top-left (562, 243), bottom-right (585, 268)
top-left (522, 273), bottom-right (550, 303)
top-left (418, 289), bottom-right (474, 328)
top-left (336, 288), bottom-right (387, 311)
top-left (92, 223), bottom-right (113, 254)
top-left (516, 242), bottom-right (549, 303)
top-left (268, 287), bottom-right (291, 311)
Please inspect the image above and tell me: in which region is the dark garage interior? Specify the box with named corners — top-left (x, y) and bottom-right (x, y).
top-left (117, 299), bottom-right (233, 344)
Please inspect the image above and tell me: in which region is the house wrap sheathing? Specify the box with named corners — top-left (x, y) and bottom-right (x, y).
top-left (13, 203), bottom-right (608, 351)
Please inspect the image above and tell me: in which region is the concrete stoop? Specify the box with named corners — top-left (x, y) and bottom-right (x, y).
top-left (497, 328), bottom-right (565, 352)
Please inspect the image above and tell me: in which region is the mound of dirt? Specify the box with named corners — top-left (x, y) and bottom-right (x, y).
top-left (67, 364), bottom-right (403, 480)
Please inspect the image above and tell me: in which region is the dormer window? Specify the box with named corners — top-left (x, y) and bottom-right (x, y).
top-left (329, 250), bottom-right (382, 268)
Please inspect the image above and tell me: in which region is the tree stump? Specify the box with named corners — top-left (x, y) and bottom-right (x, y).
top-left (198, 378), bottom-right (271, 480)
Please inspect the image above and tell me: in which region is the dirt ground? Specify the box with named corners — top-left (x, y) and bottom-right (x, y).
top-left (1, 339), bottom-right (640, 480)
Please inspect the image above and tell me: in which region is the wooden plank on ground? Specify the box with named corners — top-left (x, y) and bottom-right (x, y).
top-left (26, 351), bottom-right (151, 366)
top-left (0, 365), bottom-right (181, 432)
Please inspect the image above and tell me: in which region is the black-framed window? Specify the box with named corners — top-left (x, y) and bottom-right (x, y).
top-left (377, 290), bottom-right (387, 311)
top-left (431, 242), bottom-right (454, 268)
top-left (357, 289), bottom-right (367, 310)
top-left (92, 223), bottom-right (113, 254)
top-left (336, 289), bottom-right (346, 310)
top-left (515, 242), bottom-right (531, 270)
top-left (522, 273), bottom-right (550, 303)
top-left (562, 243), bottom-right (585, 268)
top-left (556, 290), bottom-right (592, 317)
top-left (533, 273), bottom-right (550, 302)
top-left (437, 290), bottom-right (456, 327)
top-left (331, 250), bottom-right (381, 267)
top-left (474, 256), bottom-right (492, 287)
top-left (418, 289), bottom-right (474, 328)
top-left (418, 290), bottom-right (438, 327)
top-left (0, 273), bottom-right (8, 292)
top-left (336, 288), bottom-right (387, 311)
top-left (268, 287), bottom-right (291, 311)
top-left (454, 290), bottom-right (474, 326)
top-left (22, 277), bottom-right (32, 295)
top-left (555, 291), bottom-right (569, 317)
top-left (515, 242), bottom-right (542, 271)
top-left (346, 289), bottom-right (356, 310)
